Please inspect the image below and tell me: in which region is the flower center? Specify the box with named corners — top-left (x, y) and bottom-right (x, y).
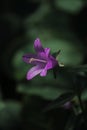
top-left (29, 58), bottom-right (47, 63)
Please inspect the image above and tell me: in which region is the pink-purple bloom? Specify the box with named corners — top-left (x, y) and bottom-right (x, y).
top-left (22, 38), bottom-right (58, 80)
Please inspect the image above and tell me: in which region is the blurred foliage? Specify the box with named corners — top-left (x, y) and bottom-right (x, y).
top-left (56, 0), bottom-right (83, 13)
top-left (0, 0), bottom-right (87, 130)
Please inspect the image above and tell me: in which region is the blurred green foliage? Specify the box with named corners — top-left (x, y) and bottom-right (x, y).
top-left (0, 0), bottom-right (87, 130)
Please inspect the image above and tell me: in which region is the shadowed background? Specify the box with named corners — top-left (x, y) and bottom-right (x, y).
top-left (0, 0), bottom-right (87, 130)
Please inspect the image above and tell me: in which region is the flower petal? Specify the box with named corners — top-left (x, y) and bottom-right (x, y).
top-left (40, 62), bottom-right (49, 77)
top-left (37, 52), bottom-right (47, 60)
top-left (22, 54), bottom-right (38, 64)
top-left (40, 68), bottom-right (47, 76)
top-left (34, 38), bottom-right (44, 52)
top-left (37, 48), bottom-right (50, 59)
top-left (27, 65), bottom-right (43, 80)
top-left (44, 57), bottom-right (58, 70)
top-left (47, 56), bottom-right (58, 69)
top-left (44, 48), bottom-right (50, 57)
top-left (46, 61), bottom-right (53, 70)
top-left (40, 57), bottom-right (58, 77)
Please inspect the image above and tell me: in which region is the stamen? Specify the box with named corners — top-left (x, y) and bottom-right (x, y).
top-left (29, 58), bottom-right (47, 63)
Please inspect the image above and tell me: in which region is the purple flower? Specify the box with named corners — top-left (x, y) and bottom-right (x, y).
top-left (22, 38), bottom-right (58, 80)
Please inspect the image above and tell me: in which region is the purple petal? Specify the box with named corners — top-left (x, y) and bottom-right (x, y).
top-left (37, 52), bottom-right (47, 60)
top-left (34, 38), bottom-right (44, 52)
top-left (23, 53), bottom-right (47, 67)
top-left (22, 54), bottom-right (38, 65)
top-left (37, 48), bottom-right (50, 60)
top-left (40, 61), bottom-right (49, 76)
top-left (44, 48), bottom-right (50, 57)
top-left (40, 68), bottom-right (47, 76)
top-left (27, 65), bottom-right (43, 80)
top-left (47, 56), bottom-right (58, 69)
top-left (46, 61), bottom-right (53, 70)
top-left (45, 60), bottom-right (55, 70)
top-left (42, 57), bottom-right (57, 71)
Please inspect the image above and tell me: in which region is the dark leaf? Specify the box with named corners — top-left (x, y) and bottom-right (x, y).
top-left (64, 112), bottom-right (77, 130)
top-left (64, 65), bottom-right (87, 73)
top-left (43, 92), bottom-right (75, 112)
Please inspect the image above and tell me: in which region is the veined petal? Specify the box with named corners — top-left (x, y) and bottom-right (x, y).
top-left (27, 65), bottom-right (43, 80)
top-left (34, 38), bottom-right (44, 52)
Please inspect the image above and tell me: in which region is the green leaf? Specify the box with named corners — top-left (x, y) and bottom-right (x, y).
top-left (56, 0), bottom-right (83, 13)
top-left (17, 84), bottom-right (68, 100)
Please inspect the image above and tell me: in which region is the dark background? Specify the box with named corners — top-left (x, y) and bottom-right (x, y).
top-left (0, 0), bottom-right (87, 130)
